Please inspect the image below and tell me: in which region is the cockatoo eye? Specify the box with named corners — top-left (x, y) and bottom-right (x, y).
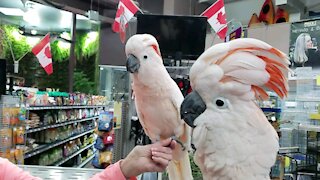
top-left (214, 97), bottom-right (228, 109)
top-left (143, 55), bottom-right (148, 59)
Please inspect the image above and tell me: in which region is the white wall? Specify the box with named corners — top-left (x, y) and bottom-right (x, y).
top-left (248, 22), bottom-right (290, 54)
top-left (224, 0), bottom-right (266, 26)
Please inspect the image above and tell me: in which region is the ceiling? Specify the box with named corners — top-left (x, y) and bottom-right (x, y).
top-left (1, 0), bottom-right (320, 34)
top-left (196, 0), bottom-right (320, 27)
top-left (0, 0), bottom-right (115, 32)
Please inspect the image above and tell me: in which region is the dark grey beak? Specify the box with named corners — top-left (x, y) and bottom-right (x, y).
top-left (126, 54), bottom-right (140, 73)
top-left (180, 91), bottom-right (206, 128)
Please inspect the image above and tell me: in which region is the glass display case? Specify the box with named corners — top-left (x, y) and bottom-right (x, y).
top-left (99, 65), bottom-right (135, 163)
top-left (99, 66), bottom-right (130, 102)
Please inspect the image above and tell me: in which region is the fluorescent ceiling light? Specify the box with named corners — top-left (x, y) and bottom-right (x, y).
top-left (31, 30), bottom-right (37, 35)
top-left (77, 14), bottom-right (88, 20)
top-left (0, 8), bottom-right (24, 16)
top-left (60, 32), bottom-right (71, 40)
top-left (60, 11), bottom-right (72, 28)
top-left (58, 41), bottom-right (70, 49)
top-left (26, 37), bottom-right (40, 47)
top-left (11, 30), bottom-right (23, 41)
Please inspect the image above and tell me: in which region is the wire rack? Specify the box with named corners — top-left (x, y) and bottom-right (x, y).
top-left (0, 95), bottom-right (25, 160)
top-left (19, 165), bottom-right (102, 180)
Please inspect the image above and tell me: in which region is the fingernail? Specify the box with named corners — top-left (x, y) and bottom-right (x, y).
top-left (152, 151), bottom-right (157, 155)
top-left (151, 148), bottom-right (157, 151)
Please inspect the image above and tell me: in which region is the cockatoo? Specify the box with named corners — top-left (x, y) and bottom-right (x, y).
top-left (180, 38), bottom-right (289, 180)
top-left (125, 34), bottom-right (193, 180)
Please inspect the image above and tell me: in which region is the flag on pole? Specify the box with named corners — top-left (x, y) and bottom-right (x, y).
top-left (112, 0), bottom-right (140, 43)
top-left (32, 33), bottom-right (53, 75)
top-left (201, 0), bottom-right (228, 40)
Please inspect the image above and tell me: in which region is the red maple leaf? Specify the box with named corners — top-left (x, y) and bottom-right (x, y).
top-left (217, 11), bottom-right (226, 24)
top-left (116, 6), bottom-right (125, 18)
top-left (44, 46), bottom-right (51, 58)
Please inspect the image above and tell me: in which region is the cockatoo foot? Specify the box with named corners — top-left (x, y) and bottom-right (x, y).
top-left (171, 136), bottom-right (186, 151)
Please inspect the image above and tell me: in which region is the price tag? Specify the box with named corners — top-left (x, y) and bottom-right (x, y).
top-left (317, 75), bottom-right (320, 86)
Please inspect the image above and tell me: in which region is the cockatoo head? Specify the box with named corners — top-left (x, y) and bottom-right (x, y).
top-left (125, 34), bottom-right (162, 73)
top-left (181, 38), bottom-right (290, 146)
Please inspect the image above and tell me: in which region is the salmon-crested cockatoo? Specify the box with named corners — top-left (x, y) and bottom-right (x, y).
top-left (125, 34), bottom-right (193, 180)
top-left (180, 38), bottom-right (290, 180)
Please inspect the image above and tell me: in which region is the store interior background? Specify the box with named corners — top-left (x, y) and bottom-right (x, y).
top-left (1, 0), bottom-right (320, 179)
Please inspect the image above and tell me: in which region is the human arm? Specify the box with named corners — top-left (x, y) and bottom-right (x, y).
top-left (89, 138), bottom-right (176, 180)
top-left (0, 157), bottom-right (41, 180)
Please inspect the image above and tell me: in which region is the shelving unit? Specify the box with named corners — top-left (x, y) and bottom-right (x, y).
top-left (26, 105), bottom-right (105, 110)
top-left (53, 143), bottom-right (94, 166)
top-left (26, 116), bottom-right (98, 133)
top-left (0, 95), bottom-right (26, 165)
top-left (22, 102), bottom-right (106, 167)
top-left (77, 152), bottom-right (96, 168)
top-left (24, 129), bottom-right (95, 159)
top-left (19, 165), bottom-right (102, 180)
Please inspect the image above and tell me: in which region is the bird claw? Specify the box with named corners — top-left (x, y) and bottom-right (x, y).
top-left (170, 136), bottom-right (186, 151)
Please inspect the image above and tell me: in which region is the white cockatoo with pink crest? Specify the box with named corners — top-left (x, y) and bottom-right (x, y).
top-left (125, 34), bottom-right (193, 180)
top-left (181, 38), bottom-right (290, 180)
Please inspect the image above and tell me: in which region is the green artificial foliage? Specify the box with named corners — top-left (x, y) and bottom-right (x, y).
top-left (73, 70), bottom-right (96, 94)
top-left (0, 27), bottom-right (6, 59)
top-left (0, 24), bottom-right (100, 94)
top-left (75, 31), bottom-right (99, 61)
top-left (50, 40), bottom-right (70, 61)
top-left (189, 153), bottom-right (203, 180)
top-left (1, 25), bottom-right (31, 62)
top-left (161, 153), bottom-right (203, 180)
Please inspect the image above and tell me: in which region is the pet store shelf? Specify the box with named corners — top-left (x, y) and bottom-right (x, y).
top-left (298, 124), bottom-right (320, 132)
top-left (261, 107), bottom-right (282, 113)
top-left (24, 129), bottom-right (95, 159)
top-left (53, 143), bottom-right (94, 166)
top-left (77, 152), bottom-right (96, 168)
top-left (26, 116), bottom-right (99, 133)
top-left (295, 98), bottom-right (320, 102)
top-left (26, 105), bottom-right (106, 110)
top-left (18, 165), bottom-right (102, 180)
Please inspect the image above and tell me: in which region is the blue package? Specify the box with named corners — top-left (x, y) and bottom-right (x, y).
top-left (94, 137), bottom-right (105, 150)
top-left (98, 111), bottom-right (114, 132)
top-left (92, 154), bottom-right (101, 168)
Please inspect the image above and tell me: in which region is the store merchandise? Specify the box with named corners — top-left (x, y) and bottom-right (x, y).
top-left (15, 127), bottom-right (25, 145)
top-left (26, 109), bottom-right (98, 129)
top-left (258, 0), bottom-right (275, 25)
top-left (0, 128), bottom-right (13, 148)
top-left (0, 90), bottom-right (108, 168)
top-left (26, 121), bottom-right (94, 150)
top-left (0, 95), bottom-right (26, 165)
top-left (98, 111), bottom-right (114, 132)
top-left (2, 107), bottom-right (21, 125)
top-left (26, 113), bottom-right (40, 128)
top-left (93, 110), bottom-right (115, 169)
top-left (27, 135), bottom-right (94, 166)
top-left (26, 91), bottom-right (107, 107)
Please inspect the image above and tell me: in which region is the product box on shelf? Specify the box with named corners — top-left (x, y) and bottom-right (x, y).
top-left (98, 111), bottom-right (114, 132)
top-left (0, 95), bottom-right (27, 165)
top-left (25, 90), bottom-right (108, 107)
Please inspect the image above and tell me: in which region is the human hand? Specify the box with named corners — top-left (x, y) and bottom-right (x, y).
top-left (120, 138), bottom-right (176, 178)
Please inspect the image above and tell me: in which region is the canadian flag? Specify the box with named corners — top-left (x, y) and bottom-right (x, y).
top-left (32, 33), bottom-right (53, 75)
top-left (201, 0), bottom-right (228, 40)
top-left (112, 0), bottom-right (139, 43)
